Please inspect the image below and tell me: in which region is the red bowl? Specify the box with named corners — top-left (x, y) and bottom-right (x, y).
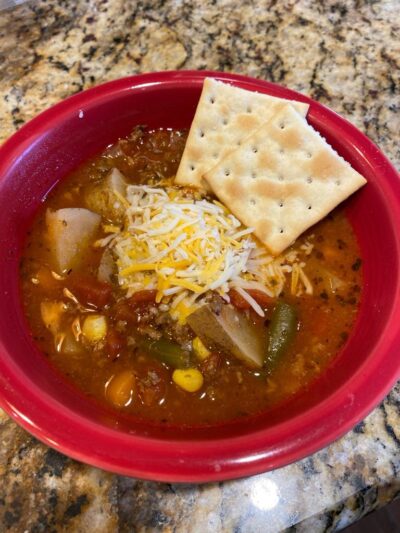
top-left (0, 71), bottom-right (399, 482)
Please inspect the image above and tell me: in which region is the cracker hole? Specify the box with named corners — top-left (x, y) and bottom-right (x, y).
top-left (279, 122), bottom-right (285, 129)
top-left (278, 175), bottom-right (284, 181)
top-left (199, 130), bottom-right (205, 138)
top-left (247, 106), bottom-right (252, 113)
top-left (213, 153), bottom-right (218, 159)
top-left (279, 200), bottom-right (284, 208)
top-left (279, 148), bottom-right (285, 154)
top-left (222, 118), bottom-right (229, 126)
top-left (210, 96), bottom-right (216, 104)
top-left (335, 179), bottom-right (341, 186)
top-left (306, 151), bottom-right (313, 159)
top-left (307, 204), bottom-right (312, 210)
top-left (252, 146), bottom-right (258, 153)
top-left (189, 165), bottom-right (195, 171)
top-left (306, 177), bottom-right (313, 184)
top-left (224, 169), bottom-right (231, 177)
top-left (237, 140), bottom-right (242, 146)
top-left (279, 227), bottom-right (285, 234)
top-left (251, 172), bottom-right (257, 179)
top-left (250, 198), bottom-right (256, 206)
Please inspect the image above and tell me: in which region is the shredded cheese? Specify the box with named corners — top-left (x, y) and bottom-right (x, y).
top-left (104, 185), bottom-right (313, 321)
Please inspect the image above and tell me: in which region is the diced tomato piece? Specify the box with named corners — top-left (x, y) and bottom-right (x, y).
top-left (127, 290), bottom-right (157, 307)
top-left (113, 290), bottom-right (157, 323)
top-left (113, 301), bottom-right (140, 323)
top-left (247, 290), bottom-right (274, 308)
top-left (135, 358), bottom-right (168, 406)
top-left (106, 328), bottom-right (125, 359)
top-left (228, 289), bottom-right (251, 310)
top-left (229, 289), bottom-right (274, 310)
top-left (69, 276), bottom-right (113, 308)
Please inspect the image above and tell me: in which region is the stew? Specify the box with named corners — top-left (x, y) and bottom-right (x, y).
top-left (20, 127), bottom-right (362, 426)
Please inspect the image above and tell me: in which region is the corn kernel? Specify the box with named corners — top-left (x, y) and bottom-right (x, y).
top-left (172, 368), bottom-right (204, 393)
top-left (192, 336), bottom-right (211, 360)
top-left (82, 314), bottom-right (107, 343)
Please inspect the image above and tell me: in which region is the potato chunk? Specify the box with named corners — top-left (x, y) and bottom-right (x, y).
top-left (84, 168), bottom-right (127, 223)
top-left (82, 314), bottom-right (107, 343)
top-left (46, 208), bottom-right (101, 273)
top-left (187, 303), bottom-right (266, 368)
top-left (97, 248), bottom-right (116, 283)
top-left (40, 300), bottom-right (66, 334)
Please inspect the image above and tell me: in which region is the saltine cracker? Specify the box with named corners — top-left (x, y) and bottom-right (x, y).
top-left (203, 104), bottom-right (367, 255)
top-left (175, 78), bottom-right (309, 190)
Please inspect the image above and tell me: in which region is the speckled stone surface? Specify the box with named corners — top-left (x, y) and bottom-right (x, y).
top-left (0, 0), bottom-right (399, 531)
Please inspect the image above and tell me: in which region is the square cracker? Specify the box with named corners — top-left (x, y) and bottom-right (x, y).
top-left (203, 104), bottom-right (367, 255)
top-left (175, 78), bottom-right (309, 190)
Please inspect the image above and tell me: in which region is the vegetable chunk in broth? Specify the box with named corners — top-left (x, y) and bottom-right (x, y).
top-left (20, 127), bottom-right (362, 426)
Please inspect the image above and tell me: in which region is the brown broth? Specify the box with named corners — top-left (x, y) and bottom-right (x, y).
top-left (20, 128), bottom-right (363, 426)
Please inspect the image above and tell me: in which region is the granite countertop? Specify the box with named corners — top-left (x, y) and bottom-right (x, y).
top-left (0, 0), bottom-right (399, 531)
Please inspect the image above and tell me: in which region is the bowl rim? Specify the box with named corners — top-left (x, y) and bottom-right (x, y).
top-left (0, 70), bottom-right (400, 482)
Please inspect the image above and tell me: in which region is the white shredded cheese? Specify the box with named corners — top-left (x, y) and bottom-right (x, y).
top-left (234, 287), bottom-right (265, 317)
top-left (106, 184), bottom-right (313, 323)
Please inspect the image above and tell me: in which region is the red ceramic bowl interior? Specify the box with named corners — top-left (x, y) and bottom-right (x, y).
top-left (0, 71), bottom-right (399, 482)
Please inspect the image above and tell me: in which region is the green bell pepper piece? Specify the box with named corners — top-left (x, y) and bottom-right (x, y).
top-left (137, 337), bottom-right (190, 369)
top-left (265, 301), bottom-right (297, 369)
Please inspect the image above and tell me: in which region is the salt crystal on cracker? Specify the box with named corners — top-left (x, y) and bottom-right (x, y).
top-left (203, 104), bottom-right (367, 255)
top-left (175, 78), bottom-right (309, 190)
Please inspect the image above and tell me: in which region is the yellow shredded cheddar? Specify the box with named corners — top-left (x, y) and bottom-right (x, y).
top-left (104, 185), bottom-right (313, 321)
